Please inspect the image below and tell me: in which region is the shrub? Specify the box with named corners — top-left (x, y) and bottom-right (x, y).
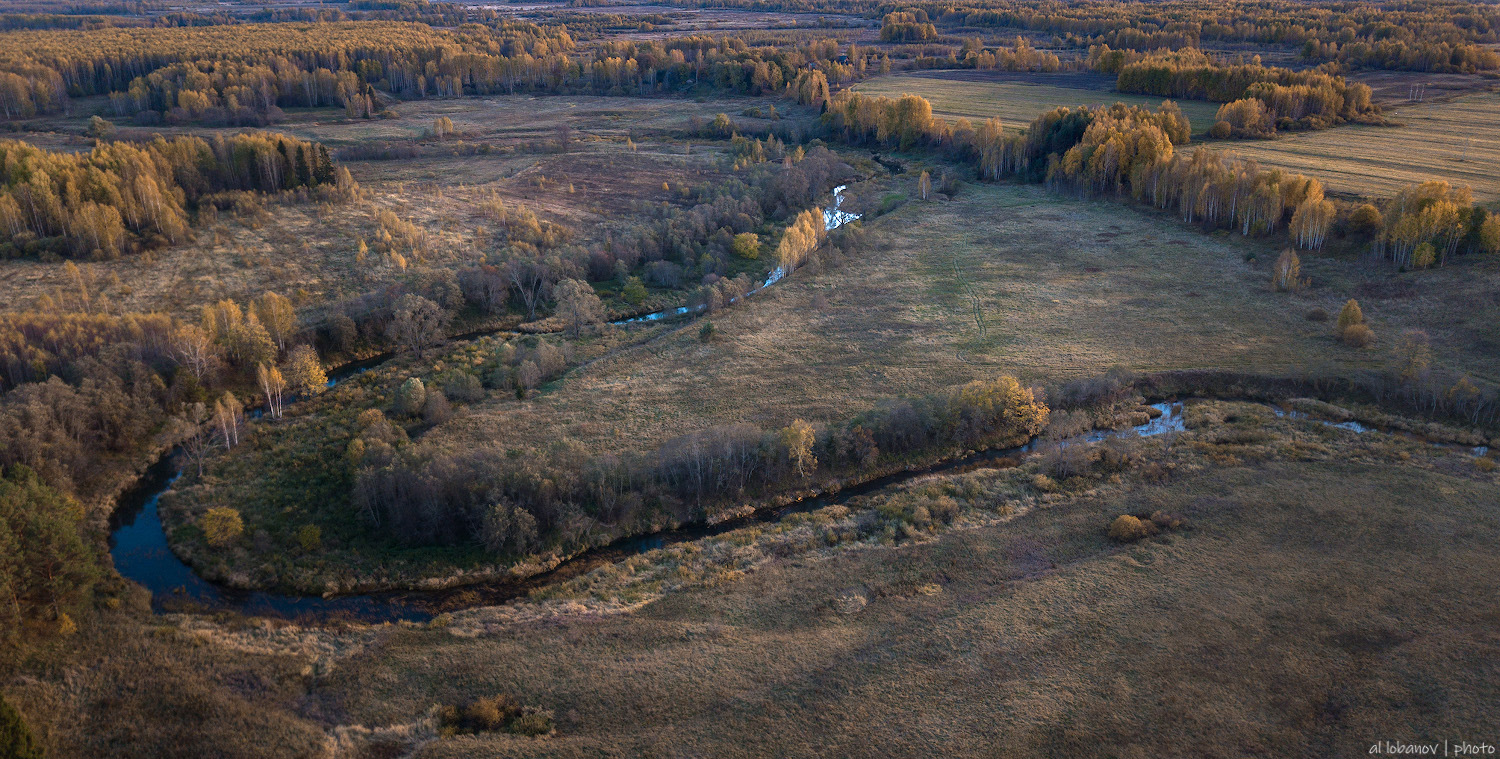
top-left (443, 372), bottom-right (484, 403)
top-left (1209, 120), bottom-right (1232, 139)
top-left (394, 377), bottom-right (427, 416)
top-left (1305, 307), bottom-right (1328, 322)
top-left (1336, 298), bottom-right (1364, 334)
top-left (422, 390), bottom-right (453, 425)
top-left (699, 321), bottom-right (717, 342)
top-left (1108, 514), bottom-right (1149, 542)
top-left (1041, 442), bottom-right (1093, 479)
top-left (462, 694), bottom-right (519, 731)
top-left (1348, 203), bottom-right (1384, 237)
top-left (86, 114), bottom-right (115, 139)
top-left (440, 694), bottom-right (553, 737)
top-left (1148, 510), bottom-right (1187, 530)
top-left (509, 708), bottom-right (556, 737)
top-left (1343, 323), bottom-right (1375, 348)
top-left (0, 696), bottom-right (42, 759)
top-left (622, 276), bottom-right (648, 305)
top-left (297, 524), bottom-right (322, 551)
top-left (200, 507), bottom-right (244, 547)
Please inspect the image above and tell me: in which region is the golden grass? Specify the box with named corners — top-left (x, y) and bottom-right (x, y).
top-left (850, 70), bottom-right (1224, 135)
top-left (1208, 89), bottom-right (1500, 203)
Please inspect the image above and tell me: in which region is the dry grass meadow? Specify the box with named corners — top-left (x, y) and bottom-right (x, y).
top-left (849, 70), bottom-right (1224, 135)
top-left (427, 177), bottom-right (1500, 464)
top-left (7, 65), bottom-right (1500, 759)
top-left (301, 403), bottom-right (1500, 758)
top-left (0, 94), bottom-right (801, 319)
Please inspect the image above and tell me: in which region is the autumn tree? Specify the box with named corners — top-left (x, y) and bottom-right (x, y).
top-left (169, 323), bottom-right (219, 383)
top-left (212, 392), bottom-right (243, 450)
top-left (780, 418), bottom-right (817, 477)
top-left (282, 344), bottom-right (327, 397)
top-left (731, 232), bottom-right (760, 259)
top-left (1336, 298), bottom-right (1364, 335)
top-left (256, 362), bottom-right (286, 419)
top-left (252, 291), bottom-right (297, 352)
top-left (1272, 249), bottom-right (1307, 291)
top-left (552, 278), bottom-right (604, 336)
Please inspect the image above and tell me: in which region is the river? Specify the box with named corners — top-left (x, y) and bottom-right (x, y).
top-left (107, 399), bottom-right (1190, 622)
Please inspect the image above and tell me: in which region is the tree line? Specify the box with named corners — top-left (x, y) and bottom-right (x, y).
top-left (0, 21), bottom-right (869, 123)
top-left (816, 90), bottom-right (1498, 262)
top-left (0, 131), bottom-right (345, 259)
top-left (661, 0), bottom-right (1500, 73)
top-left (352, 374), bottom-right (1047, 553)
top-left (1097, 48), bottom-right (1380, 136)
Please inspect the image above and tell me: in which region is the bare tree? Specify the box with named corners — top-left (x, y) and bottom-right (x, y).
top-left (175, 402), bottom-right (211, 476)
top-left (212, 392), bottom-right (243, 450)
top-left (504, 258), bottom-right (556, 321)
top-left (170, 323), bottom-right (219, 383)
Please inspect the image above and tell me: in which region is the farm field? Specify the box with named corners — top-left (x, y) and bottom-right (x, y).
top-left (850, 70), bottom-right (1224, 135)
top-left (1207, 89), bottom-right (1500, 203)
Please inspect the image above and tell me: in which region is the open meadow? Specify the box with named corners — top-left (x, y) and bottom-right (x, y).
top-left (109, 402), bottom-right (1500, 759)
top-left (429, 178), bottom-right (1500, 457)
top-left (166, 172), bottom-right (1500, 593)
top-left (850, 71), bottom-right (1224, 135)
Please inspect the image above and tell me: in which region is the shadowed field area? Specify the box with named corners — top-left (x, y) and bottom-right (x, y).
top-left (850, 70), bottom-right (1224, 135)
top-left (307, 406), bottom-right (1500, 758)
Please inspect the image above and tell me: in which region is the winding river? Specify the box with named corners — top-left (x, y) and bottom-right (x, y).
top-left (104, 173), bottom-right (1173, 622)
top-left (108, 187), bottom-right (870, 622)
top-left (107, 398), bottom-right (1189, 622)
top-left (108, 180), bottom-right (1486, 623)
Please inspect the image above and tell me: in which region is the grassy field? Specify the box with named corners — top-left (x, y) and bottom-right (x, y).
top-left (850, 70), bottom-right (1224, 135)
top-left (300, 402), bottom-right (1500, 758)
top-left (0, 94), bottom-right (811, 319)
top-left (427, 177), bottom-right (1500, 460)
top-left (1208, 89), bottom-right (1500, 203)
